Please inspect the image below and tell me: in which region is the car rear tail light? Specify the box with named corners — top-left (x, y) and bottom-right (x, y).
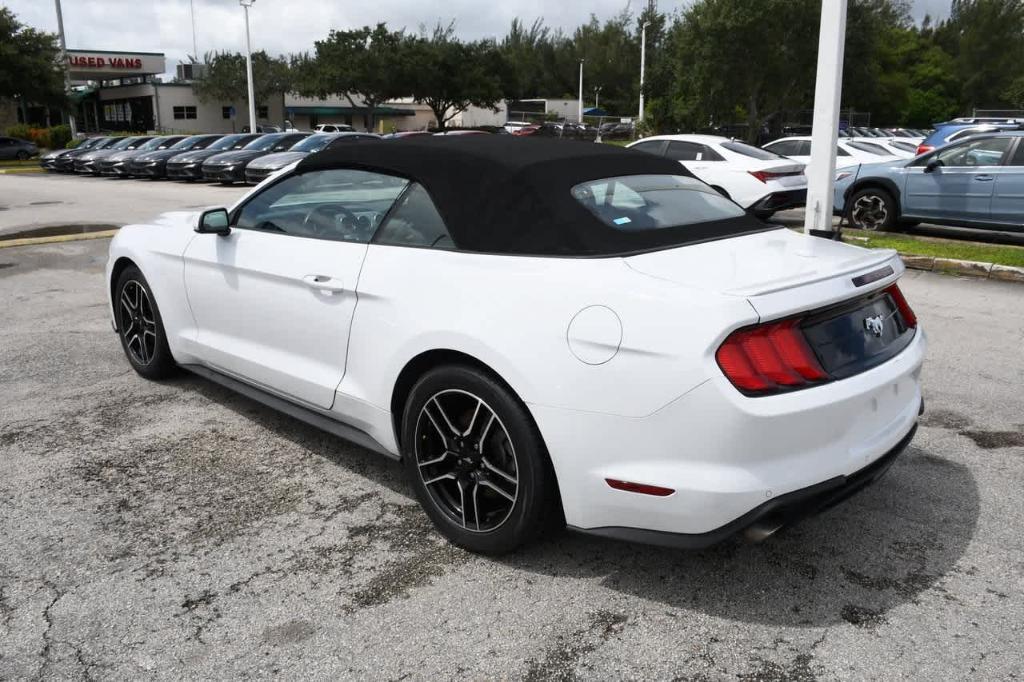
top-left (716, 318), bottom-right (829, 395)
top-left (748, 169), bottom-right (803, 183)
top-left (605, 479), bottom-right (675, 497)
top-left (915, 144), bottom-right (933, 156)
top-left (886, 283), bottom-right (917, 328)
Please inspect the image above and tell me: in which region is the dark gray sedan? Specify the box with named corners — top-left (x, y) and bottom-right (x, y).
top-left (0, 136), bottom-right (39, 161)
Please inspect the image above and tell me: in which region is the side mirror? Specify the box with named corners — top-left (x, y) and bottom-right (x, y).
top-left (924, 158), bottom-right (942, 173)
top-left (196, 208), bottom-right (230, 235)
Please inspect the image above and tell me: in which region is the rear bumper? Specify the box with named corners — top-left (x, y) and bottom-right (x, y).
top-left (573, 419), bottom-right (918, 549)
top-left (530, 327), bottom-right (926, 543)
top-left (750, 188), bottom-right (807, 214)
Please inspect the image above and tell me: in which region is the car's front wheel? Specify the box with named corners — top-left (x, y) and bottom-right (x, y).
top-left (114, 266), bottom-right (177, 379)
top-left (848, 187), bottom-right (898, 231)
top-left (402, 365), bottom-right (559, 554)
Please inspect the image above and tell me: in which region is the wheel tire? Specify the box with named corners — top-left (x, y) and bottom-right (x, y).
top-left (114, 266), bottom-right (177, 380)
top-left (848, 187), bottom-right (897, 231)
top-left (16, 150), bottom-right (29, 161)
top-left (402, 365), bottom-right (559, 555)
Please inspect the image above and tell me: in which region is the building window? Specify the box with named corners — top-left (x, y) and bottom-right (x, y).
top-left (257, 105), bottom-right (268, 118)
top-left (173, 106), bottom-right (197, 120)
top-left (222, 106), bottom-right (232, 119)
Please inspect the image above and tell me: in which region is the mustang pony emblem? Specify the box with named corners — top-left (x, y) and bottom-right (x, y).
top-left (863, 314), bottom-right (886, 337)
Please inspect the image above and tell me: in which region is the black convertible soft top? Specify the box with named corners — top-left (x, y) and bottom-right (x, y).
top-left (296, 136), bottom-right (767, 256)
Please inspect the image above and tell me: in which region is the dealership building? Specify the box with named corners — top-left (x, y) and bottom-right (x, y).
top-left (47, 49), bottom-right (505, 136)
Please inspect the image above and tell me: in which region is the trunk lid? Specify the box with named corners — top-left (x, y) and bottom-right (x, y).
top-left (624, 227), bottom-right (904, 321)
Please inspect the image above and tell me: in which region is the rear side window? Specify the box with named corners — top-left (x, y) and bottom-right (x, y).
top-left (766, 140), bottom-right (801, 156)
top-left (847, 141), bottom-right (889, 156)
top-left (721, 141), bottom-right (786, 160)
top-left (374, 183), bottom-right (455, 249)
top-left (630, 140), bottom-right (666, 156)
top-left (1008, 140), bottom-right (1024, 166)
top-left (571, 174), bottom-right (746, 231)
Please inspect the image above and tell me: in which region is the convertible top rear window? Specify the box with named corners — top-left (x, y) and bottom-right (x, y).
top-left (572, 175), bottom-right (746, 231)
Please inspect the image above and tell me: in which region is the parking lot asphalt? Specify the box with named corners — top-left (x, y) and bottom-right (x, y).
top-left (0, 173), bottom-right (249, 237)
top-left (1, 185), bottom-right (1023, 679)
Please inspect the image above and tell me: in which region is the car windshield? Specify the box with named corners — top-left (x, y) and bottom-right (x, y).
top-left (205, 134), bottom-right (244, 151)
top-left (847, 141), bottom-right (890, 156)
top-left (111, 137), bottom-right (137, 150)
top-left (720, 141), bottom-right (786, 160)
top-left (571, 174), bottom-right (747, 231)
top-left (137, 137), bottom-right (167, 151)
top-left (244, 135), bottom-right (286, 151)
top-left (168, 136), bottom-right (204, 150)
top-left (289, 134), bottom-right (335, 153)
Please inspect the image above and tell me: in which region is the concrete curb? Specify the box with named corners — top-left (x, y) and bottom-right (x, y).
top-left (0, 167), bottom-right (45, 174)
top-left (900, 252), bottom-right (1024, 283)
top-left (0, 229), bottom-right (119, 249)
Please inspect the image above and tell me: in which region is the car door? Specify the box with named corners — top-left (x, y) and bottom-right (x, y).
top-left (903, 136), bottom-right (1015, 221)
top-left (182, 168), bottom-right (410, 408)
top-left (0, 137), bottom-right (15, 160)
top-left (990, 138), bottom-right (1024, 226)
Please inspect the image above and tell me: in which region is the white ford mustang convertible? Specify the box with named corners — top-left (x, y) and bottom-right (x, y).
top-left (107, 136), bottom-right (925, 554)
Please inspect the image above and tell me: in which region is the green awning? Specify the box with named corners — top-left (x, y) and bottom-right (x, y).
top-left (286, 105), bottom-right (415, 117)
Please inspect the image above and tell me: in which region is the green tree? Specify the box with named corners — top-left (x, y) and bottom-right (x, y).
top-left (192, 50), bottom-right (292, 115)
top-left (295, 24), bottom-right (412, 132)
top-left (407, 25), bottom-right (504, 129)
top-left (936, 0), bottom-right (1024, 111)
top-left (0, 8), bottom-right (67, 114)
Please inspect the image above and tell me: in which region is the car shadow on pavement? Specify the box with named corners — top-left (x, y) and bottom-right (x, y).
top-left (178, 374), bottom-right (978, 628)
top-left (503, 444), bottom-right (980, 628)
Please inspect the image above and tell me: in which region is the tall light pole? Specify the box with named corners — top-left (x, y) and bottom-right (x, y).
top-left (594, 86), bottom-right (602, 110)
top-left (190, 0), bottom-right (199, 61)
top-left (53, 0), bottom-right (77, 136)
top-left (577, 60), bottom-right (584, 123)
top-left (638, 22), bottom-right (648, 127)
top-left (803, 0), bottom-right (848, 238)
top-left (240, 0), bottom-right (257, 134)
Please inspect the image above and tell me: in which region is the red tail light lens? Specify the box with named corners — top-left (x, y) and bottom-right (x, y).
top-left (716, 318), bottom-right (828, 395)
top-left (886, 284), bottom-right (917, 328)
top-left (916, 144), bottom-right (933, 156)
top-left (748, 169), bottom-right (804, 183)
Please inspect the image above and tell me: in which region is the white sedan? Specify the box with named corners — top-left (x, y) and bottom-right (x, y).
top-left (627, 134), bottom-right (807, 216)
top-left (764, 136), bottom-right (908, 168)
top-left (107, 136), bottom-right (925, 554)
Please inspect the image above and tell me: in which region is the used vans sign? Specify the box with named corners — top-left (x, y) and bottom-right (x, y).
top-left (69, 55), bottom-right (143, 69)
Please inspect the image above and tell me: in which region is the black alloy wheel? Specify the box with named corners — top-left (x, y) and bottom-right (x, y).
top-left (848, 187), bottom-right (898, 231)
top-left (402, 365), bottom-right (560, 554)
top-left (115, 266), bottom-right (176, 379)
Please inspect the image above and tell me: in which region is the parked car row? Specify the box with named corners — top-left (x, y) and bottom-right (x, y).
top-left (628, 134), bottom-right (808, 217)
top-left (39, 131), bottom-right (379, 184)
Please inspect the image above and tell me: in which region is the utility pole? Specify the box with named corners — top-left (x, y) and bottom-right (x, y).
top-left (803, 0), bottom-right (848, 239)
top-left (577, 60), bottom-right (584, 123)
top-left (240, 0), bottom-right (257, 134)
top-left (190, 0), bottom-right (199, 61)
top-left (638, 22), bottom-right (648, 127)
top-left (54, 0), bottom-right (77, 137)
top-left (594, 86), bottom-right (602, 110)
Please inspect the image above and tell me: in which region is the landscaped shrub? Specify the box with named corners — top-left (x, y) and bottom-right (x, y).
top-left (6, 124), bottom-right (73, 149)
top-left (48, 125), bottom-right (72, 149)
top-left (5, 124), bottom-right (33, 142)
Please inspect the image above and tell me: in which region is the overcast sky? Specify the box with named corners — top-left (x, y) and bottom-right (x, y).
top-left (7, 0), bottom-right (953, 78)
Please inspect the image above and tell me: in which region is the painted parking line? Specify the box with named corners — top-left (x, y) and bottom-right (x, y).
top-left (0, 229), bottom-right (119, 249)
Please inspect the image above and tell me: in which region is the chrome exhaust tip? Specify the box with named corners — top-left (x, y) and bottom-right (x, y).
top-left (743, 519), bottom-right (786, 543)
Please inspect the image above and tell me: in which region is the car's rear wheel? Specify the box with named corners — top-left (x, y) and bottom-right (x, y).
top-left (115, 266), bottom-right (176, 379)
top-left (848, 187), bottom-right (897, 231)
top-left (402, 365), bottom-right (559, 554)
top-left (16, 150), bottom-right (30, 161)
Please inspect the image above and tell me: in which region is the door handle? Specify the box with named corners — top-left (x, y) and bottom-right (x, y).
top-left (974, 175), bottom-right (994, 182)
top-left (302, 274), bottom-right (345, 294)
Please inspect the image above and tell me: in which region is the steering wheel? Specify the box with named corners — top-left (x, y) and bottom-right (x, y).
top-left (302, 204), bottom-right (361, 238)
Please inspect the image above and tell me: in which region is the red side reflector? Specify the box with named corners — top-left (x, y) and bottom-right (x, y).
top-left (605, 479), bottom-right (675, 497)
